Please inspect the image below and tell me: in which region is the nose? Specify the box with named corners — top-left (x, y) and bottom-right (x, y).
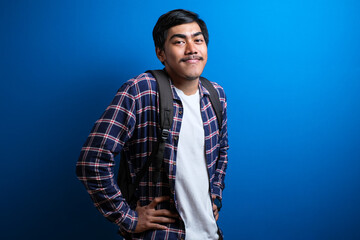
top-left (185, 41), bottom-right (198, 55)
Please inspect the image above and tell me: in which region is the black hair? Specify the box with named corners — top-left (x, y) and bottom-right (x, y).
top-left (152, 9), bottom-right (209, 50)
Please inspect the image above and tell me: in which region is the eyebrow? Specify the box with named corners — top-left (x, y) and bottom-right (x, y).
top-left (169, 32), bottom-right (203, 41)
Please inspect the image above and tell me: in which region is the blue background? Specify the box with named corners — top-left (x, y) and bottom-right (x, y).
top-left (1, 0), bottom-right (360, 239)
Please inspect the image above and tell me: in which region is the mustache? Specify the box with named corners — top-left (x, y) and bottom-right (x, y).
top-left (180, 55), bottom-right (204, 62)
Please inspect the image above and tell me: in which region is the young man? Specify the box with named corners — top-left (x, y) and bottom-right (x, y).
top-left (76, 9), bottom-right (229, 239)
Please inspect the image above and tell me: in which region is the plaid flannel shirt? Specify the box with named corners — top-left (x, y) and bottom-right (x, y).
top-left (76, 72), bottom-right (229, 239)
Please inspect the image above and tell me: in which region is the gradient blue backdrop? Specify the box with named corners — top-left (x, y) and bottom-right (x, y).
top-left (1, 0), bottom-right (359, 239)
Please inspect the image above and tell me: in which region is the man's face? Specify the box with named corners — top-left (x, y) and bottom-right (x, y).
top-left (156, 22), bottom-right (208, 83)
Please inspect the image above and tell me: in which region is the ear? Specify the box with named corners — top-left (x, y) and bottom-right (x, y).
top-left (155, 47), bottom-right (166, 64)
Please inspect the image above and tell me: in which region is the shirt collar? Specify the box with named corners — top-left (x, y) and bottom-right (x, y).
top-left (168, 77), bottom-right (210, 101)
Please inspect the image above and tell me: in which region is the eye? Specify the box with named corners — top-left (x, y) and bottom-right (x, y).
top-left (173, 40), bottom-right (185, 45)
top-left (194, 38), bottom-right (204, 44)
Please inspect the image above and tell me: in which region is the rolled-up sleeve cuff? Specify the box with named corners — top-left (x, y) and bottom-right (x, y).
top-left (118, 208), bottom-right (138, 233)
top-left (212, 185), bottom-right (223, 200)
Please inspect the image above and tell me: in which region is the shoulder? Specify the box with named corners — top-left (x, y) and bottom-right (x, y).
top-left (124, 72), bottom-right (157, 89)
top-left (201, 78), bottom-right (227, 102)
top-left (118, 72), bottom-right (158, 98)
top-left (210, 81), bottom-right (226, 100)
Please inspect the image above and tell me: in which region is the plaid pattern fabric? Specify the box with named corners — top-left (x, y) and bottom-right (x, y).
top-left (76, 72), bottom-right (229, 239)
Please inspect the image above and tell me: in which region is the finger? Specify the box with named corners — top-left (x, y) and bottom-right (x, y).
top-left (213, 207), bottom-right (218, 215)
top-left (153, 209), bottom-right (179, 218)
top-left (212, 205), bottom-right (218, 217)
top-left (213, 203), bottom-right (218, 212)
top-left (212, 205), bottom-right (219, 221)
top-left (215, 212), bottom-right (219, 221)
top-left (150, 216), bottom-right (177, 224)
top-left (147, 223), bottom-right (168, 231)
top-left (148, 196), bottom-right (171, 209)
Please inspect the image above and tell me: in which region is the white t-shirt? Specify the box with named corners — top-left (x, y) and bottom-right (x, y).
top-left (174, 87), bottom-right (218, 240)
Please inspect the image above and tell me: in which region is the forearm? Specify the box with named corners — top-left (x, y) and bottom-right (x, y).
top-left (213, 95), bottom-right (229, 199)
top-left (76, 148), bottom-right (138, 231)
top-left (212, 144), bottom-right (228, 199)
top-left (76, 82), bottom-right (138, 231)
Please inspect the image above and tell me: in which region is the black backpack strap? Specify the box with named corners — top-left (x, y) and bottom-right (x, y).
top-left (200, 77), bottom-right (223, 131)
top-left (147, 70), bottom-right (174, 132)
top-left (118, 70), bottom-right (173, 204)
top-left (146, 70), bottom-right (173, 183)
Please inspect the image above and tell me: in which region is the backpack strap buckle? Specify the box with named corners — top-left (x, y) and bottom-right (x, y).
top-left (161, 128), bottom-right (169, 141)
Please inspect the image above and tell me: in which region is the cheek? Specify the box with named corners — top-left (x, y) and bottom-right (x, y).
top-left (163, 49), bottom-right (176, 62)
top-left (202, 52), bottom-right (208, 64)
top-left (167, 52), bottom-right (177, 62)
top-left (201, 47), bottom-right (208, 59)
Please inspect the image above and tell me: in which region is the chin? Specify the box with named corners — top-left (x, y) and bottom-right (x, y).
top-left (183, 69), bottom-right (203, 81)
top-left (185, 75), bottom-right (200, 81)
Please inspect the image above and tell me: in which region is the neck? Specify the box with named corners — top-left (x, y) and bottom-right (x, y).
top-left (172, 78), bottom-right (199, 95)
top-left (164, 69), bottom-right (199, 96)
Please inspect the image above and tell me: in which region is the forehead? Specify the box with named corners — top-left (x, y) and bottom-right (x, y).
top-left (166, 22), bottom-right (202, 39)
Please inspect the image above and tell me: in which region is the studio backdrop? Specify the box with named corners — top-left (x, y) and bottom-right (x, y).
top-left (1, 0), bottom-right (359, 239)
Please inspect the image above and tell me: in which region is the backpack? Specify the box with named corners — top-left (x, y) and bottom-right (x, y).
top-left (117, 69), bottom-right (223, 205)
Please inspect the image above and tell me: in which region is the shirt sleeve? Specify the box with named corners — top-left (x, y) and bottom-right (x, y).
top-left (76, 81), bottom-right (139, 232)
top-left (212, 87), bottom-right (229, 200)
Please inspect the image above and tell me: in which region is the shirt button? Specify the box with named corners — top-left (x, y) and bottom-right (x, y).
top-left (179, 110), bottom-right (183, 115)
top-left (174, 136), bottom-right (178, 141)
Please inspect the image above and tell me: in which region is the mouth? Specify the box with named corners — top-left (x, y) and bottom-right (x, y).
top-left (180, 55), bottom-right (204, 63)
